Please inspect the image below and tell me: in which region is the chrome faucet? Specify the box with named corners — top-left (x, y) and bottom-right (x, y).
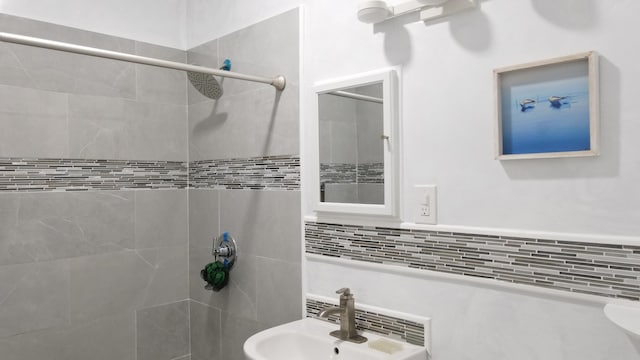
top-left (318, 288), bottom-right (367, 343)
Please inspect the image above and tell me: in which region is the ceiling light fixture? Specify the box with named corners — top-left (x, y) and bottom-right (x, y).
top-left (357, 1), bottom-right (393, 24)
top-left (357, 0), bottom-right (476, 24)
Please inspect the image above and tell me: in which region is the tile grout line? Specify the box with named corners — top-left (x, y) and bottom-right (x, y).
top-left (187, 299), bottom-right (192, 360)
top-left (134, 306), bottom-right (138, 360)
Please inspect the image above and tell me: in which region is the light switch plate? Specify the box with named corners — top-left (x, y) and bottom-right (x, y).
top-left (414, 185), bottom-right (437, 225)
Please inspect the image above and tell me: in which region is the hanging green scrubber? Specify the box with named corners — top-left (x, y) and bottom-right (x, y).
top-left (201, 261), bottom-right (230, 292)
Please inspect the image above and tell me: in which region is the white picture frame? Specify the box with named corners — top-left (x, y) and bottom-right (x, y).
top-left (494, 52), bottom-right (600, 160)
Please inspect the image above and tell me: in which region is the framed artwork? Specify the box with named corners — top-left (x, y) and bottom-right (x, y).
top-left (494, 52), bottom-right (599, 160)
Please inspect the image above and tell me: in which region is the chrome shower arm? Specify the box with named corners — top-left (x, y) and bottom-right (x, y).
top-left (0, 32), bottom-right (286, 91)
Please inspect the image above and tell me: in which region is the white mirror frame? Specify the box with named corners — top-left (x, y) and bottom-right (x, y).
top-left (311, 68), bottom-right (400, 218)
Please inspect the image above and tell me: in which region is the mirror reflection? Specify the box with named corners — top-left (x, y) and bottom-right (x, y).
top-left (318, 82), bottom-right (384, 204)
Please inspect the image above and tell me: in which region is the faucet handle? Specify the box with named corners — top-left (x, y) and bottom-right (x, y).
top-left (335, 287), bottom-right (351, 296)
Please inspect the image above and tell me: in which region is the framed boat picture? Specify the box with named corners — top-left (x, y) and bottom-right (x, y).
top-left (494, 52), bottom-right (599, 160)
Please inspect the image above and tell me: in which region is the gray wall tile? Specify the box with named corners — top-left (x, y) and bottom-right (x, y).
top-left (137, 246), bottom-right (189, 307)
top-left (136, 64), bottom-right (187, 105)
top-left (358, 183), bottom-right (385, 204)
top-left (0, 310), bottom-right (135, 360)
top-left (137, 300), bottom-right (190, 360)
top-left (219, 190), bottom-right (301, 262)
top-left (220, 312), bottom-right (267, 360)
top-left (0, 260), bottom-right (69, 338)
top-left (0, 14), bottom-right (137, 99)
top-left (189, 300), bottom-right (221, 360)
top-left (68, 94), bottom-right (188, 161)
top-left (318, 94), bottom-right (358, 164)
top-left (135, 190), bottom-right (188, 249)
top-left (356, 90), bottom-right (384, 164)
top-left (136, 42), bottom-right (187, 105)
top-left (7, 42), bottom-right (136, 98)
top-left (188, 189), bottom-right (220, 249)
top-left (69, 251), bottom-right (152, 323)
top-left (136, 42), bottom-right (187, 63)
top-left (217, 8), bottom-right (299, 97)
top-left (0, 191), bottom-right (134, 266)
top-left (0, 85), bottom-right (68, 158)
top-left (68, 249), bottom-right (188, 324)
top-left (255, 257), bottom-right (302, 327)
top-left (187, 40), bottom-right (219, 70)
top-left (188, 85), bottom-right (299, 160)
top-left (0, 43), bottom-right (37, 88)
top-left (324, 183), bottom-right (359, 203)
top-left (0, 324), bottom-right (66, 360)
top-left (62, 311), bottom-right (136, 360)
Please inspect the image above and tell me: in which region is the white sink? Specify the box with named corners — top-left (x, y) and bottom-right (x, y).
top-left (604, 303), bottom-right (640, 339)
top-left (244, 318), bottom-right (427, 360)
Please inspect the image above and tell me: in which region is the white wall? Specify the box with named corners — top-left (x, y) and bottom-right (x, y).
top-left (186, 0), bottom-right (303, 48)
top-left (331, 0), bottom-right (638, 237)
top-left (0, 0), bottom-right (187, 48)
top-left (190, 0), bottom-right (640, 238)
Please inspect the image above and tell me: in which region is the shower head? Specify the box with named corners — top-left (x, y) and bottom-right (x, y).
top-left (187, 71), bottom-right (223, 100)
top-left (187, 59), bottom-right (232, 100)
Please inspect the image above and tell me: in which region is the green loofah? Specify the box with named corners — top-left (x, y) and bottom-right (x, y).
top-left (201, 261), bottom-right (230, 291)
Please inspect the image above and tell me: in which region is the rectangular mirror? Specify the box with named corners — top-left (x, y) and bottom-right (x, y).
top-left (312, 68), bottom-right (399, 217)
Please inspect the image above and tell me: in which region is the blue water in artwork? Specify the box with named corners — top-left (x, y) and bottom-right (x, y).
top-left (502, 75), bottom-right (591, 155)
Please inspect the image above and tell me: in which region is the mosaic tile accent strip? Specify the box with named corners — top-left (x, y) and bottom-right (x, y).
top-left (357, 162), bottom-right (384, 184)
top-left (189, 155), bottom-right (299, 190)
top-left (320, 163), bottom-right (356, 184)
top-left (306, 298), bottom-right (425, 346)
top-left (320, 162), bottom-right (383, 184)
top-left (0, 158), bottom-right (187, 192)
top-left (306, 222), bottom-right (640, 301)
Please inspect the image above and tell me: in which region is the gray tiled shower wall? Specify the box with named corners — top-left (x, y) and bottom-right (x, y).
top-left (0, 13), bottom-right (191, 360)
top-left (0, 9), bottom-right (301, 360)
top-left (186, 9), bottom-right (301, 360)
top-left (0, 15), bottom-right (188, 160)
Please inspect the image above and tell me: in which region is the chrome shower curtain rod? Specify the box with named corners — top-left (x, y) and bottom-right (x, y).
top-left (0, 32), bottom-right (286, 91)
